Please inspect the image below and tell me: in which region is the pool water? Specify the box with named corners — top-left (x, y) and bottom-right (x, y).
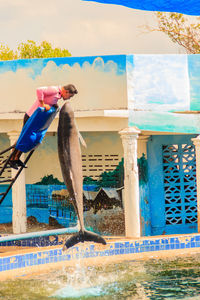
top-left (1, 253), bottom-right (200, 299)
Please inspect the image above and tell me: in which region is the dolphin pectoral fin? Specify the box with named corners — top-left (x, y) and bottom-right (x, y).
top-left (62, 230), bottom-right (107, 251)
top-left (78, 131), bottom-right (87, 148)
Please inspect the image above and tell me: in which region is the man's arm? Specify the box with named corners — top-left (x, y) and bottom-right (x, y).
top-left (36, 86), bottom-right (57, 111)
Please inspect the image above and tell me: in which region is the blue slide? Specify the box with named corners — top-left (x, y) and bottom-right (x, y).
top-left (15, 106), bottom-right (58, 153)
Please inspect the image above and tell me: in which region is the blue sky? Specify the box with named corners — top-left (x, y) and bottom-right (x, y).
top-left (0, 0), bottom-right (184, 56)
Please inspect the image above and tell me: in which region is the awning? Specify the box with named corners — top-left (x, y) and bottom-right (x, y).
top-left (82, 0), bottom-right (200, 16)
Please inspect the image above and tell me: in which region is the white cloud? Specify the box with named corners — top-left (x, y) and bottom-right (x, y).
top-left (0, 58), bottom-right (127, 113)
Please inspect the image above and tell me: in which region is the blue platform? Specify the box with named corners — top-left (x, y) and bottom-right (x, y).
top-left (15, 106), bottom-right (58, 153)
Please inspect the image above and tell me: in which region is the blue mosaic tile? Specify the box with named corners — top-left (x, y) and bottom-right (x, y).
top-left (49, 256), bottom-right (54, 263)
top-left (3, 257), bottom-right (9, 264)
top-left (125, 242), bottom-right (130, 248)
top-left (54, 257), bottom-right (58, 263)
top-left (90, 245), bottom-right (95, 251)
top-left (195, 235), bottom-right (200, 241)
top-left (125, 248), bottom-right (130, 254)
top-left (4, 234), bottom-right (200, 276)
top-left (144, 246), bottom-right (150, 252)
top-left (115, 249), bottom-right (120, 255)
top-left (180, 243), bottom-right (185, 249)
top-left (104, 250), bottom-right (110, 256)
top-left (109, 250), bottom-right (115, 255)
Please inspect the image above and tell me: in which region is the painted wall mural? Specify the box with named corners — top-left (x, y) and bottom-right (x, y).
top-left (1, 54), bottom-right (200, 134)
top-left (128, 54), bottom-right (190, 112)
top-left (0, 55), bottom-right (127, 114)
top-left (128, 54), bottom-right (200, 133)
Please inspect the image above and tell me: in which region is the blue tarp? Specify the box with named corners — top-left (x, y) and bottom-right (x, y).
top-left (83, 0), bottom-right (200, 15)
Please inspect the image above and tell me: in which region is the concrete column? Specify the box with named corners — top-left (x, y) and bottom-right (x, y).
top-left (7, 131), bottom-right (27, 234)
top-left (192, 136), bottom-right (200, 233)
top-left (119, 126), bottom-right (141, 237)
top-left (138, 135), bottom-right (150, 158)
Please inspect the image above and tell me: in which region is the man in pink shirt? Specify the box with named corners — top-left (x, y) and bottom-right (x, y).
top-left (10, 84), bottom-right (78, 169)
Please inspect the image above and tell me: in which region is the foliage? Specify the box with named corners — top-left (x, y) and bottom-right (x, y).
top-left (35, 174), bottom-right (64, 185)
top-left (83, 176), bottom-right (99, 185)
top-left (0, 40), bottom-right (71, 60)
top-left (138, 153), bottom-right (148, 185)
top-left (98, 158), bottom-right (124, 188)
top-left (36, 155), bottom-right (148, 188)
top-left (83, 158), bottom-right (124, 188)
top-left (0, 44), bottom-right (18, 60)
top-left (154, 12), bottom-right (200, 54)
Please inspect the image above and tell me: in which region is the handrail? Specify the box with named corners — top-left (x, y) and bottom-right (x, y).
top-left (0, 226), bottom-right (78, 243)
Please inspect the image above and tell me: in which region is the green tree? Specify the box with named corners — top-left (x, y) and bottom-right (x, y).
top-left (154, 12), bottom-right (200, 54)
top-left (98, 158), bottom-right (124, 188)
top-left (35, 174), bottom-right (64, 185)
top-left (0, 44), bottom-right (18, 60)
top-left (0, 40), bottom-right (71, 60)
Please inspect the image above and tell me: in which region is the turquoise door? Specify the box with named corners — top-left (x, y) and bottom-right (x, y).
top-left (147, 135), bottom-right (197, 235)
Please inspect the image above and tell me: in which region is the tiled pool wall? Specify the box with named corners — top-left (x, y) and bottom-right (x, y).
top-left (1, 233), bottom-right (200, 276)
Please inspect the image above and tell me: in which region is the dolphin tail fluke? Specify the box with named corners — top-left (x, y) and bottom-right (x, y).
top-left (62, 230), bottom-right (106, 251)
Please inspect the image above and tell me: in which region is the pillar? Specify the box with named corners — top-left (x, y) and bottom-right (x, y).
top-left (7, 131), bottom-right (27, 234)
top-left (119, 126), bottom-right (141, 237)
top-left (192, 136), bottom-right (200, 232)
top-left (138, 135), bottom-right (150, 158)
top-left (138, 135), bottom-right (151, 236)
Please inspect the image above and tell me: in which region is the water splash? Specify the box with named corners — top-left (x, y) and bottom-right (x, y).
top-left (52, 284), bottom-right (105, 298)
top-left (50, 245), bottom-right (121, 299)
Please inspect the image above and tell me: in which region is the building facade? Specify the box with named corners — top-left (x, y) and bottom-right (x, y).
top-left (0, 54), bottom-right (200, 237)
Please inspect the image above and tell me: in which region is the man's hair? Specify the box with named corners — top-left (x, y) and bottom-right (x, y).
top-left (63, 84), bottom-right (78, 95)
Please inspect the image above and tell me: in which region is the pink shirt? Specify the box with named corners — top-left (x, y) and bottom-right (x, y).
top-left (26, 86), bottom-right (62, 116)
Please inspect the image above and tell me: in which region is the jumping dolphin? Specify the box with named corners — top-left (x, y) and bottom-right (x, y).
top-left (57, 102), bottom-right (107, 250)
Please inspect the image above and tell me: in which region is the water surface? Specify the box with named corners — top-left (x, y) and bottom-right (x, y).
top-left (1, 253), bottom-right (200, 299)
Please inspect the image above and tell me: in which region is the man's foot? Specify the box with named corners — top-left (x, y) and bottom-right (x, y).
top-left (15, 160), bottom-right (27, 168)
top-left (9, 160), bottom-right (18, 170)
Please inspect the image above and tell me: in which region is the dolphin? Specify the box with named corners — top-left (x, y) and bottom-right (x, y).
top-left (57, 102), bottom-right (106, 250)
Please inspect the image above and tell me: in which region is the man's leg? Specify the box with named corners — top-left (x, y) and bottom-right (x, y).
top-left (9, 114), bottom-right (30, 169)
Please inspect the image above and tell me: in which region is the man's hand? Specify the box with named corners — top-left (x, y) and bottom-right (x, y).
top-left (39, 100), bottom-right (51, 111)
top-left (43, 104), bottom-right (51, 111)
